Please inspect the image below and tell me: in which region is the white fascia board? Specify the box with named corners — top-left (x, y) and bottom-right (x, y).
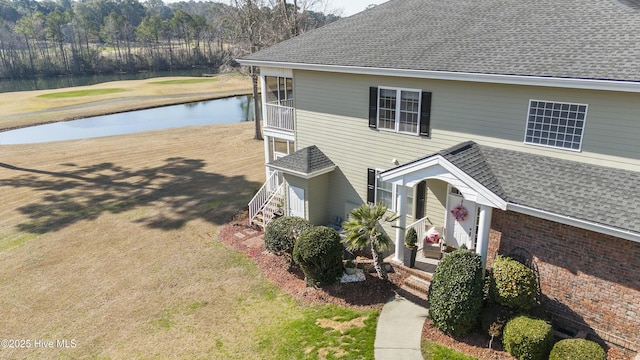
top-left (379, 155), bottom-right (507, 210)
top-left (238, 60), bottom-right (640, 94)
top-left (266, 163), bottom-right (336, 179)
top-left (508, 203), bottom-right (640, 244)
top-left (264, 127), bottom-right (295, 141)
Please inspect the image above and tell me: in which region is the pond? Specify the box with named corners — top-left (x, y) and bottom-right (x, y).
top-left (0, 69), bottom-right (210, 93)
top-left (0, 95), bottom-right (257, 145)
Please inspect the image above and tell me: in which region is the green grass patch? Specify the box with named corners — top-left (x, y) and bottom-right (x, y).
top-left (0, 233), bottom-right (38, 252)
top-left (421, 339), bottom-right (478, 360)
top-left (149, 78), bottom-right (217, 85)
top-left (258, 305), bottom-right (379, 359)
top-left (37, 88), bottom-right (126, 98)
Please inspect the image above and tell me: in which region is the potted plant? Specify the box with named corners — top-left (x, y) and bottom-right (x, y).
top-left (403, 227), bottom-right (418, 268)
top-left (344, 260), bottom-right (357, 275)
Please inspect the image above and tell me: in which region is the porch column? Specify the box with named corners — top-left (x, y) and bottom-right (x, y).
top-left (475, 204), bottom-right (493, 269)
top-left (263, 135), bottom-right (271, 180)
top-left (394, 184), bottom-right (407, 263)
top-left (260, 75), bottom-right (270, 181)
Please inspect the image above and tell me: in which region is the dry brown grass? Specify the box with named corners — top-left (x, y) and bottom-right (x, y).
top-left (0, 122), bottom-right (299, 359)
top-left (0, 73), bottom-right (252, 131)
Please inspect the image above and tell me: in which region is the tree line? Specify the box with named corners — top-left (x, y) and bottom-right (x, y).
top-left (0, 0), bottom-right (339, 79)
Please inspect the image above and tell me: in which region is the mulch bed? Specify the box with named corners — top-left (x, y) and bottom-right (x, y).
top-left (217, 212), bottom-right (632, 360)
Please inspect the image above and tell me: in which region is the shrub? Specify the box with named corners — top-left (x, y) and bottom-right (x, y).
top-left (549, 338), bottom-right (606, 360)
top-left (264, 216), bottom-right (311, 257)
top-left (503, 316), bottom-right (554, 360)
top-left (293, 226), bottom-right (344, 287)
top-left (427, 249), bottom-right (484, 336)
top-left (481, 304), bottom-right (514, 340)
top-left (488, 255), bottom-right (538, 312)
top-left (404, 227), bottom-right (418, 247)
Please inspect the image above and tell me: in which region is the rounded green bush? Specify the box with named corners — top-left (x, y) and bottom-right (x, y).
top-left (264, 216), bottom-right (311, 256)
top-left (427, 249), bottom-right (484, 336)
top-left (503, 316), bottom-right (554, 360)
top-left (549, 338), bottom-right (606, 360)
top-left (293, 226), bottom-right (344, 287)
top-left (489, 255), bottom-right (538, 311)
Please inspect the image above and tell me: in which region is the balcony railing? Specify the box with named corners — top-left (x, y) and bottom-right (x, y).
top-left (264, 99), bottom-right (294, 132)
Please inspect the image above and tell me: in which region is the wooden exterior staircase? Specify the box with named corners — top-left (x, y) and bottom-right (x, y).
top-left (248, 171), bottom-right (285, 229)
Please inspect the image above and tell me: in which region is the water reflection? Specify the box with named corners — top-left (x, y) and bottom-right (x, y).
top-left (0, 95), bottom-right (257, 145)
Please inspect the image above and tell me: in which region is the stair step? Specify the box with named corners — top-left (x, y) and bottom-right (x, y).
top-left (403, 275), bottom-right (431, 294)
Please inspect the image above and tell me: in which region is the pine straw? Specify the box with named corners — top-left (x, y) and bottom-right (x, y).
top-left (216, 212), bottom-right (400, 311)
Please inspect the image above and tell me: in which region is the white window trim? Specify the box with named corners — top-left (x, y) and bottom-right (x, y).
top-left (377, 86), bottom-right (422, 136)
top-left (523, 99), bottom-right (588, 152)
top-left (374, 169), bottom-right (395, 211)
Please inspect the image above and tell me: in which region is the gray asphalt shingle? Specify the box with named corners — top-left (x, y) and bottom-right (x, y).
top-left (243, 0), bottom-right (640, 82)
top-left (438, 142), bottom-right (640, 233)
top-left (269, 145), bottom-right (335, 175)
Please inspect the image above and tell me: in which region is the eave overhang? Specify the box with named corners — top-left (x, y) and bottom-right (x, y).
top-left (237, 59), bottom-right (640, 94)
top-left (266, 163), bottom-right (336, 179)
top-left (379, 153), bottom-right (640, 244)
top-left (379, 154), bottom-right (508, 210)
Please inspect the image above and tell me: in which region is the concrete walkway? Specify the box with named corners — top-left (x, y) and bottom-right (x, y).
top-left (375, 295), bottom-right (429, 360)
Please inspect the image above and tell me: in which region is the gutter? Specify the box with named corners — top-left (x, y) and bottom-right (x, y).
top-left (237, 60), bottom-right (640, 94)
top-left (507, 203), bottom-right (640, 244)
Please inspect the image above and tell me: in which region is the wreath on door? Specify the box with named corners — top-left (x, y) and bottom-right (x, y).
top-left (451, 204), bottom-right (468, 221)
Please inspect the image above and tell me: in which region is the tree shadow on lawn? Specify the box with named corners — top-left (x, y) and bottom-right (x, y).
top-left (0, 158), bottom-right (261, 234)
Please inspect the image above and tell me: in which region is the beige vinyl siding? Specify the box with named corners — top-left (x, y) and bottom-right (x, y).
top-left (307, 174), bottom-right (330, 225)
top-left (283, 173), bottom-right (331, 225)
top-left (425, 180), bottom-right (447, 229)
top-left (290, 69), bottom-right (640, 240)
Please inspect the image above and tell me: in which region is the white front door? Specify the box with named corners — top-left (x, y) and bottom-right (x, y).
top-left (288, 185), bottom-right (305, 218)
top-left (445, 188), bottom-right (478, 249)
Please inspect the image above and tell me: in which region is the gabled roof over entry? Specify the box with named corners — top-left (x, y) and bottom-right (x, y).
top-left (382, 141), bottom-right (640, 241)
top-left (268, 145), bottom-right (336, 179)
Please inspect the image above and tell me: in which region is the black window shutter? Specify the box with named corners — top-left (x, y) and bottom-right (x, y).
top-left (369, 87), bottom-right (378, 129)
top-left (419, 91), bottom-right (432, 136)
top-left (366, 168), bottom-right (376, 204)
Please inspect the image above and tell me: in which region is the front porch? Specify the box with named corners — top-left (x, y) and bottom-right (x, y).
top-left (378, 144), bottom-right (509, 271)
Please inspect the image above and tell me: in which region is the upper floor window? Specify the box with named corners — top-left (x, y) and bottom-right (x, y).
top-left (369, 87), bottom-right (432, 136)
top-left (524, 100), bottom-right (587, 151)
top-left (265, 76), bottom-right (293, 106)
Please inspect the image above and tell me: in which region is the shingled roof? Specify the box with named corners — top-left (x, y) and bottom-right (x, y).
top-left (438, 142), bottom-right (640, 234)
top-left (268, 145), bottom-right (336, 177)
top-left (242, 0), bottom-right (640, 82)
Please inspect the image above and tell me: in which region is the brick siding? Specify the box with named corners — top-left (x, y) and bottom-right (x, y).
top-left (488, 209), bottom-right (640, 352)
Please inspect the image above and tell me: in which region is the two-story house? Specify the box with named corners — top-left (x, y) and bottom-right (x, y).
top-left (239, 0), bottom-right (640, 353)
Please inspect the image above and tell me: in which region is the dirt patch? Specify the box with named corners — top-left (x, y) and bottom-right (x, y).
top-left (316, 316), bottom-right (367, 333)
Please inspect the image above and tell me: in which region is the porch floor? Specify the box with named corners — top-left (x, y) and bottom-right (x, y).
top-left (413, 247), bottom-right (440, 274)
top-left (386, 248), bottom-right (441, 277)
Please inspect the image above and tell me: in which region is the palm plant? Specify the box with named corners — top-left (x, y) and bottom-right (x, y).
top-left (342, 203), bottom-right (399, 280)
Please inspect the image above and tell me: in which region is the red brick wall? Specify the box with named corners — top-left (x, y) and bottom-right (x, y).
top-left (488, 209), bottom-right (640, 352)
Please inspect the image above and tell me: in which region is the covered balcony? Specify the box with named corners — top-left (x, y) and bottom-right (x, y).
top-left (264, 99), bottom-right (294, 132)
top-left (263, 75), bottom-right (294, 133)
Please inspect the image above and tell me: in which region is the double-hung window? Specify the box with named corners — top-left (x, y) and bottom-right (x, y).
top-left (369, 87), bottom-right (432, 136)
top-left (366, 169), bottom-right (414, 215)
top-left (524, 100), bottom-right (587, 151)
top-left (368, 168), bottom-right (393, 209)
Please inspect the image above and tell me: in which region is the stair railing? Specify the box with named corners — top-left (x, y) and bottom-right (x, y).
top-left (248, 171), bottom-right (280, 224)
